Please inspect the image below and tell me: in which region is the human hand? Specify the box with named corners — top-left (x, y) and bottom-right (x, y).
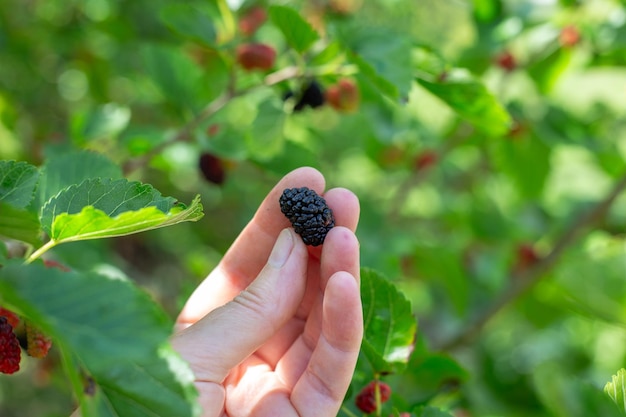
top-left (172, 167), bottom-right (362, 417)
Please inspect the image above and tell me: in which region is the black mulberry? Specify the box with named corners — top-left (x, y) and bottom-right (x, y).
top-left (279, 187), bottom-right (335, 246)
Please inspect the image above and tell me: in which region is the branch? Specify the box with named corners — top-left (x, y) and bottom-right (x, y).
top-left (437, 171), bottom-right (626, 351)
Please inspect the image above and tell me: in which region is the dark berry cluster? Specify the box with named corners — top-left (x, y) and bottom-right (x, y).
top-left (279, 187), bottom-right (335, 246)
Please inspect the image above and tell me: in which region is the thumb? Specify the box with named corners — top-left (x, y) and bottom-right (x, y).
top-left (172, 228), bottom-right (308, 383)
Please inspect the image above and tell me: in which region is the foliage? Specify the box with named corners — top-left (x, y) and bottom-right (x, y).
top-left (2, 0), bottom-right (626, 416)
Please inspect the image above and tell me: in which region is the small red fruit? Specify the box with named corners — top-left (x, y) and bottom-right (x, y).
top-left (325, 78), bottom-right (360, 112)
top-left (414, 150), bottom-right (438, 171)
top-left (559, 25), bottom-right (581, 47)
top-left (238, 6), bottom-right (267, 37)
top-left (355, 380), bottom-right (391, 413)
top-left (495, 51), bottom-right (516, 72)
top-left (236, 43), bottom-right (276, 71)
top-left (0, 316), bottom-right (21, 374)
top-left (26, 321), bottom-right (52, 359)
top-left (206, 123), bottom-right (220, 137)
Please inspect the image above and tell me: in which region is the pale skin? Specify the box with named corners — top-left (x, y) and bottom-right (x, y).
top-left (171, 167), bottom-right (363, 417)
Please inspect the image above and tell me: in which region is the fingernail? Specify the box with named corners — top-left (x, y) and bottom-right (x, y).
top-left (269, 229), bottom-right (294, 268)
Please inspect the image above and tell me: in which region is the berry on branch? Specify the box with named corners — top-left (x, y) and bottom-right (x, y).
top-left (238, 6), bottom-right (267, 37)
top-left (0, 307), bottom-right (20, 328)
top-left (325, 78), bottom-right (360, 112)
top-left (236, 43), bottom-right (276, 71)
top-left (355, 380), bottom-right (392, 413)
top-left (279, 187), bottom-right (335, 246)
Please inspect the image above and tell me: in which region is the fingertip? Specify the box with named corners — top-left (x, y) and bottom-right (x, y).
top-left (323, 187), bottom-right (360, 232)
top-left (324, 271), bottom-right (363, 347)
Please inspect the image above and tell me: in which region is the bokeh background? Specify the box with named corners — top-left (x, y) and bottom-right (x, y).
top-left (3, 0), bottom-right (626, 416)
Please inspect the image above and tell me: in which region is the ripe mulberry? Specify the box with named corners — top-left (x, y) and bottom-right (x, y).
top-left (0, 316), bottom-right (21, 374)
top-left (279, 187), bottom-right (335, 246)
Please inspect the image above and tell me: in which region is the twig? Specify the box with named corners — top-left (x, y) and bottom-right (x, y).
top-left (437, 171), bottom-right (626, 351)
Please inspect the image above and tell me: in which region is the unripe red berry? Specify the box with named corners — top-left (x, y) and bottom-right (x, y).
top-left (206, 123), bottom-right (220, 137)
top-left (325, 78), bottom-right (360, 112)
top-left (0, 316), bottom-right (21, 374)
top-left (236, 43), bottom-right (276, 71)
top-left (355, 380), bottom-right (391, 413)
top-left (25, 321), bottom-right (52, 359)
top-left (559, 25), bottom-right (581, 47)
top-left (238, 6), bottom-right (267, 37)
top-left (495, 51), bottom-right (516, 72)
top-left (414, 150), bottom-right (438, 171)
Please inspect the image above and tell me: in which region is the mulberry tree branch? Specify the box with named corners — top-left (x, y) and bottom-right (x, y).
top-left (437, 171), bottom-right (626, 352)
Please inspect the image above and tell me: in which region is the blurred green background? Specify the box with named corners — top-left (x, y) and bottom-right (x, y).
top-left (3, 0), bottom-right (626, 416)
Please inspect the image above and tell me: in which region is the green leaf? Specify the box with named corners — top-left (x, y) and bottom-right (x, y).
top-left (49, 195), bottom-right (203, 243)
top-left (40, 178), bottom-right (178, 234)
top-left (528, 46), bottom-right (573, 94)
top-left (70, 103), bottom-right (131, 144)
top-left (245, 99), bottom-right (286, 161)
top-left (360, 268), bottom-right (417, 373)
top-left (269, 5), bottom-right (319, 53)
top-left (0, 261), bottom-right (199, 417)
top-left (416, 69), bottom-right (511, 136)
top-left (88, 346), bottom-right (200, 417)
top-left (0, 261), bottom-right (171, 368)
top-left (0, 203), bottom-right (41, 246)
top-left (38, 149), bottom-right (123, 208)
top-left (341, 27), bottom-right (414, 98)
top-left (141, 44), bottom-right (208, 111)
top-left (0, 160), bottom-right (39, 209)
top-left (159, 3), bottom-right (217, 47)
top-left (605, 369), bottom-right (626, 413)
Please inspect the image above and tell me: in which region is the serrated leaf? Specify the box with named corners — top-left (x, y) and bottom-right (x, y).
top-left (269, 5), bottom-right (319, 53)
top-left (40, 178), bottom-right (179, 234)
top-left (0, 261), bottom-right (171, 367)
top-left (0, 160), bottom-right (39, 209)
top-left (361, 268), bottom-right (417, 373)
top-left (49, 195), bottom-right (203, 243)
top-left (0, 202), bottom-right (41, 246)
top-left (160, 3), bottom-right (217, 47)
top-left (605, 369), bottom-right (626, 413)
top-left (38, 149), bottom-right (123, 208)
top-left (416, 69), bottom-right (511, 136)
top-left (0, 261), bottom-right (199, 417)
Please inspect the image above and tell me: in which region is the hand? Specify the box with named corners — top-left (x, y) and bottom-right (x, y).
top-left (172, 167), bottom-right (363, 417)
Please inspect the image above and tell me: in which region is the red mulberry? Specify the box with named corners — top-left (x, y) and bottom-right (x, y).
top-left (26, 321), bottom-right (52, 359)
top-left (0, 316), bottom-right (21, 374)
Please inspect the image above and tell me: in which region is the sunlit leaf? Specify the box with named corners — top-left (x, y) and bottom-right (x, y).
top-left (605, 368), bottom-right (626, 413)
top-left (39, 178), bottom-right (202, 246)
top-left (416, 69), bottom-right (511, 136)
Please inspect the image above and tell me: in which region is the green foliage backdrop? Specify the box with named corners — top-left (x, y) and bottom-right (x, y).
top-left (2, 0), bottom-right (626, 416)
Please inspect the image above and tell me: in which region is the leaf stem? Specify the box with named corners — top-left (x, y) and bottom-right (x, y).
top-left (437, 171), bottom-right (626, 351)
top-left (25, 239), bottom-right (56, 264)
